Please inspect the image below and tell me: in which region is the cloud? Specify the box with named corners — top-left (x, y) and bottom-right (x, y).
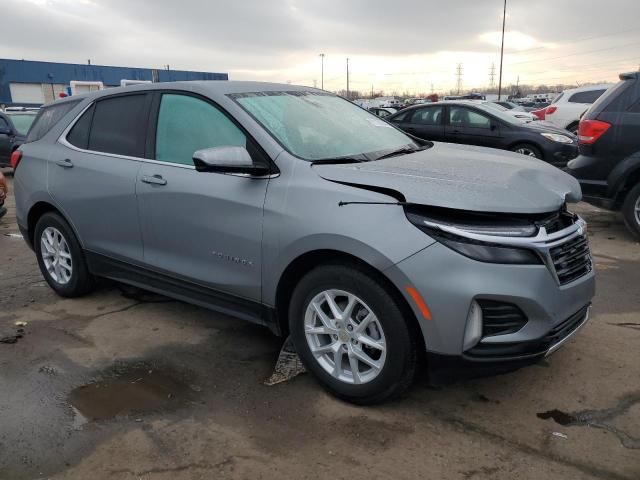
top-left (0, 0), bottom-right (638, 93)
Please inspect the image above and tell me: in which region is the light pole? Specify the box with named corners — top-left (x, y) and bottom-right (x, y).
top-left (346, 58), bottom-right (350, 99)
top-left (497, 0), bottom-right (507, 100)
top-left (319, 53), bottom-right (325, 90)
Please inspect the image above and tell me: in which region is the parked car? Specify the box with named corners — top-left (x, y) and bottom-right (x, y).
top-left (567, 72), bottom-right (640, 238)
top-left (0, 170), bottom-right (7, 219)
top-left (13, 82), bottom-right (594, 404)
top-left (368, 107), bottom-right (397, 118)
top-left (491, 101), bottom-right (526, 112)
top-left (0, 111), bottom-right (38, 167)
top-left (388, 101), bottom-right (578, 166)
top-left (532, 84), bottom-right (613, 133)
top-left (483, 101), bottom-right (538, 122)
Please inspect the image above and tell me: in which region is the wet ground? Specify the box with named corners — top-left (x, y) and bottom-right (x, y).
top-left (1, 170), bottom-right (639, 479)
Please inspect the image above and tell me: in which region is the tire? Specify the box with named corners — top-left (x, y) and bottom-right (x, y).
top-left (622, 183), bottom-right (640, 240)
top-left (511, 143), bottom-right (543, 159)
top-left (34, 212), bottom-right (95, 297)
top-left (289, 264), bottom-right (417, 405)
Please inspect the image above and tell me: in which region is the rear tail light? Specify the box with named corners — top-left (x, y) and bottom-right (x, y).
top-left (545, 106), bottom-right (557, 115)
top-left (10, 150), bottom-right (22, 169)
top-left (532, 108), bottom-right (546, 120)
top-left (578, 119), bottom-right (611, 145)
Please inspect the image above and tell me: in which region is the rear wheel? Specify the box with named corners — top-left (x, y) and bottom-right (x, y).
top-left (34, 212), bottom-right (95, 297)
top-left (289, 264), bottom-right (417, 404)
top-left (622, 183), bottom-right (640, 240)
top-left (511, 143), bottom-right (543, 159)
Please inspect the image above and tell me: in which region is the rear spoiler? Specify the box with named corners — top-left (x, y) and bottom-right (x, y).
top-left (619, 72), bottom-right (638, 81)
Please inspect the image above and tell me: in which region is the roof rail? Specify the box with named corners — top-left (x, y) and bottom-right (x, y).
top-left (619, 72), bottom-right (638, 81)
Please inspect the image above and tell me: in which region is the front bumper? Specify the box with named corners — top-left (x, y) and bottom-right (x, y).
top-left (546, 142), bottom-right (578, 166)
top-left (426, 306), bottom-right (589, 384)
top-left (385, 231), bottom-right (595, 379)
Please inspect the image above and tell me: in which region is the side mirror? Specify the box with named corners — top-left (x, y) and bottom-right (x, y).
top-left (490, 123), bottom-right (498, 131)
top-left (192, 146), bottom-right (269, 175)
top-left (0, 125), bottom-right (11, 135)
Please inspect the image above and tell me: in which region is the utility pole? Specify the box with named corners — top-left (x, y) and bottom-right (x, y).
top-left (371, 84), bottom-right (374, 98)
top-left (498, 0), bottom-right (507, 100)
top-left (319, 53), bottom-right (325, 90)
top-left (455, 63), bottom-right (463, 95)
top-left (489, 62), bottom-right (496, 89)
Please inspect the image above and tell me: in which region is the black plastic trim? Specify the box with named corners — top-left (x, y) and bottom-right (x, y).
top-left (85, 251), bottom-right (281, 335)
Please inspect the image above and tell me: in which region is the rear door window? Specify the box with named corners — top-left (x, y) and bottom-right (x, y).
top-left (25, 100), bottom-right (80, 142)
top-left (568, 89), bottom-right (606, 104)
top-left (88, 94), bottom-right (149, 157)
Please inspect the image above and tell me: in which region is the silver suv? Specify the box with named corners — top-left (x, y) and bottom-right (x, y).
top-left (13, 82), bottom-right (595, 404)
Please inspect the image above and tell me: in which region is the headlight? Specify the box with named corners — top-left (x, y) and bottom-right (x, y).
top-left (406, 212), bottom-right (542, 265)
top-left (540, 132), bottom-right (573, 144)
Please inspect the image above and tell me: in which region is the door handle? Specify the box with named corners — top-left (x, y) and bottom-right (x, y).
top-left (55, 159), bottom-right (74, 168)
top-left (451, 129), bottom-right (461, 134)
top-left (141, 174), bottom-right (167, 186)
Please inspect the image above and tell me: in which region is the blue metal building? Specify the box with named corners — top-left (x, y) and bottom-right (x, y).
top-left (0, 59), bottom-right (228, 106)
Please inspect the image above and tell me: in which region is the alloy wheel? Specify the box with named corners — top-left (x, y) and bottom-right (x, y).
top-left (515, 147), bottom-right (538, 157)
top-left (635, 196), bottom-right (640, 226)
top-left (304, 289), bottom-right (387, 385)
top-left (40, 226), bottom-right (73, 284)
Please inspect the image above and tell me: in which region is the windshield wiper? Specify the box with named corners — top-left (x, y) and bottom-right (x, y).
top-left (375, 144), bottom-right (430, 160)
top-left (311, 156), bottom-right (368, 165)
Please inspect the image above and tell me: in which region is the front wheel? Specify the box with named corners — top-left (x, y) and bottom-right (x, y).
top-left (511, 143), bottom-right (543, 159)
top-left (622, 183), bottom-right (640, 240)
top-left (289, 264), bottom-right (417, 404)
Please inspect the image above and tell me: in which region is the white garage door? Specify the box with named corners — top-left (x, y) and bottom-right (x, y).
top-left (9, 83), bottom-right (45, 104)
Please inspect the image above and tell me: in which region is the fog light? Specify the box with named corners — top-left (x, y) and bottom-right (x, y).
top-left (463, 300), bottom-right (483, 351)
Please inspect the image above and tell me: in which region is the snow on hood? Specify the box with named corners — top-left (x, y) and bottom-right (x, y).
top-left (312, 142), bottom-right (582, 214)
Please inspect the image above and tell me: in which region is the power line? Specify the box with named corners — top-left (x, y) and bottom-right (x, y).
top-left (504, 25), bottom-right (640, 56)
top-left (507, 40), bottom-right (640, 66)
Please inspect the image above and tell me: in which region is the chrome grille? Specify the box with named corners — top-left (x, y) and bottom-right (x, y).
top-left (549, 234), bottom-right (592, 285)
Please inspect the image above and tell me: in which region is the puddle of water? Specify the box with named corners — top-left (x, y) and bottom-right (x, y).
top-left (537, 393), bottom-right (640, 449)
top-left (537, 409), bottom-right (574, 426)
top-left (68, 362), bottom-right (194, 421)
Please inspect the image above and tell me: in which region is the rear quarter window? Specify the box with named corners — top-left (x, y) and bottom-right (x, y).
top-left (568, 89), bottom-right (606, 104)
top-left (25, 100), bottom-right (81, 143)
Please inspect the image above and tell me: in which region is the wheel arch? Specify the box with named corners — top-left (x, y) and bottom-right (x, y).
top-left (26, 201), bottom-right (83, 249)
top-left (507, 140), bottom-right (544, 158)
top-left (610, 156), bottom-right (640, 209)
top-left (273, 249), bottom-right (426, 355)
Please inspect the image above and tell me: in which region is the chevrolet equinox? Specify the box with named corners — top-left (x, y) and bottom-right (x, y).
top-left (12, 82), bottom-right (595, 404)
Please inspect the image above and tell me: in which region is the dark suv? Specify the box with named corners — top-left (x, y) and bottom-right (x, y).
top-left (566, 72), bottom-right (640, 238)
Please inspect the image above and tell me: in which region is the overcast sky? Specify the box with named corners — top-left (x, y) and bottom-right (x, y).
top-left (2, 0), bottom-right (639, 94)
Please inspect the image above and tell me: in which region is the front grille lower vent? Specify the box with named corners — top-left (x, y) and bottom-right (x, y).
top-left (550, 234), bottom-right (592, 285)
top-left (478, 300), bottom-right (528, 337)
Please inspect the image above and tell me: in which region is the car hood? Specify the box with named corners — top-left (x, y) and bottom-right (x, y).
top-left (312, 143), bottom-right (582, 214)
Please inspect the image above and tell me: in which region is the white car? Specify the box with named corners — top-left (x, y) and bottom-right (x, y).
top-left (534, 84), bottom-right (613, 133)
